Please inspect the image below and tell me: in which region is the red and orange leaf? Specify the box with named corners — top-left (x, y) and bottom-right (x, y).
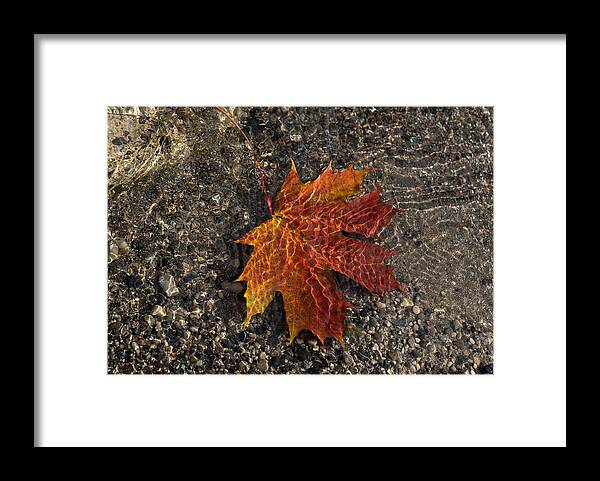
top-left (235, 162), bottom-right (404, 344)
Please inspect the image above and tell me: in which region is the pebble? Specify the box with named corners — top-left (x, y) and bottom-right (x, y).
top-left (480, 364), bottom-right (493, 374)
top-left (115, 238), bottom-right (130, 254)
top-left (400, 297), bottom-right (414, 308)
top-left (159, 273), bottom-right (180, 297)
top-left (343, 352), bottom-right (355, 367)
top-left (108, 242), bottom-right (119, 263)
top-left (258, 352), bottom-right (269, 372)
top-left (151, 305), bottom-right (167, 317)
top-left (412, 305), bottom-right (421, 315)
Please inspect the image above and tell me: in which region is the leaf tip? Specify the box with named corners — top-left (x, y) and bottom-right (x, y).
top-left (288, 330), bottom-right (298, 345)
top-left (234, 233), bottom-right (253, 246)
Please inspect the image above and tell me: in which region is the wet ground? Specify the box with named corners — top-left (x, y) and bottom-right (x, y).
top-left (107, 107), bottom-right (493, 374)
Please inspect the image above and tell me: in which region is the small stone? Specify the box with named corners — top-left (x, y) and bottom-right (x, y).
top-left (258, 353), bottom-right (269, 372)
top-left (480, 364), bottom-right (493, 374)
top-left (290, 133), bottom-right (302, 142)
top-left (159, 273), bottom-right (179, 297)
top-left (115, 238), bottom-right (129, 254)
top-left (376, 301), bottom-right (386, 309)
top-left (144, 314), bottom-right (155, 327)
top-left (412, 305), bottom-right (421, 315)
top-left (108, 242), bottom-right (119, 263)
top-left (151, 305), bottom-right (167, 318)
top-left (343, 352), bottom-right (355, 367)
top-left (392, 317), bottom-right (407, 327)
top-left (400, 297), bottom-right (414, 308)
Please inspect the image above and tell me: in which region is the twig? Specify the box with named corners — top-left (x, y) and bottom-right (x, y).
top-left (214, 107), bottom-right (274, 216)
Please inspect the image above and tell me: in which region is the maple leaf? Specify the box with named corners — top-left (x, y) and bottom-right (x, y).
top-left (234, 162), bottom-right (404, 344)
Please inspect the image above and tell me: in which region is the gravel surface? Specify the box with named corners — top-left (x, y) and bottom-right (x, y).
top-left (107, 107), bottom-right (493, 374)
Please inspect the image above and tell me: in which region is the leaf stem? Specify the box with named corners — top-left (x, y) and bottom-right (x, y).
top-left (214, 107), bottom-right (274, 216)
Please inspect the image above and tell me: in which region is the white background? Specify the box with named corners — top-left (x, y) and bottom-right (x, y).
top-left (36, 35), bottom-right (566, 447)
